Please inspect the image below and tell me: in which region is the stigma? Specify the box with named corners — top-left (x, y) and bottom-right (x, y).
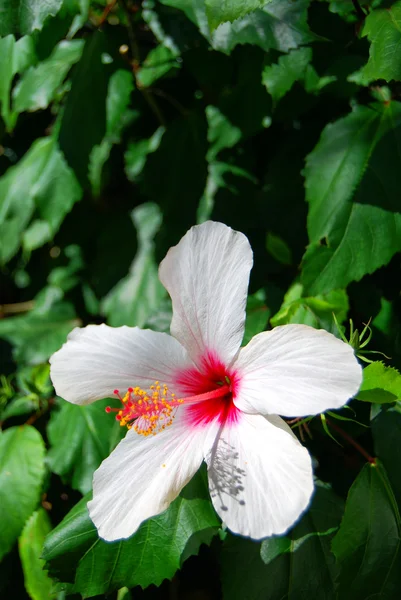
top-left (106, 380), bottom-right (232, 436)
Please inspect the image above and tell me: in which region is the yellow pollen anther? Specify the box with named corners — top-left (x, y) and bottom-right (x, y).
top-left (110, 381), bottom-right (182, 436)
top-left (108, 380), bottom-right (233, 436)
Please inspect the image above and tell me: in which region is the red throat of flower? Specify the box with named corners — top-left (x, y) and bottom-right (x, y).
top-left (106, 354), bottom-right (241, 435)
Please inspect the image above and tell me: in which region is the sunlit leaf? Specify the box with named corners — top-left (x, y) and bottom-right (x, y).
top-left (0, 0), bottom-right (63, 36)
top-left (0, 426), bottom-right (46, 561)
top-left (212, 0), bottom-right (320, 54)
top-left (262, 47), bottom-right (312, 105)
top-left (13, 40), bottom-right (84, 115)
top-left (358, 2), bottom-right (401, 84)
top-left (0, 137), bottom-right (82, 263)
top-left (160, 0), bottom-right (319, 54)
top-left (271, 283), bottom-right (349, 333)
top-left (18, 509), bottom-right (53, 600)
top-left (89, 69), bottom-right (135, 196)
top-left (125, 127), bottom-right (165, 182)
top-left (137, 45), bottom-right (180, 88)
top-left (243, 290), bottom-right (269, 345)
top-left (206, 105), bottom-right (242, 161)
top-left (357, 362), bottom-right (401, 403)
top-left (205, 0), bottom-right (273, 31)
top-left (302, 102), bottom-right (401, 294)
top-left (0, 35), bottom-right (37, 130)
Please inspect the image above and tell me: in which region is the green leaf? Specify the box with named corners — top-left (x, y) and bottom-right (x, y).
top-left (358, 2), bottom-right (401, 84)
top-left (302, 102), bottom-right (401, 295)
top-left (12, 39), bottom-right (84, 115)
top-left (101, 203), bottom-right (166, 328)
top-left (0, 287), bottom-right (79, 364)
top-left (206, 105), bottom-right (242, 161)
top-left (41, 493), bottom-right (95, 584)
top-left (67, 0), bottom-right (90, 38)
top-left (323, 0), bottom-right (359, 21)
top-left (16, 363), bottom-right (52, 397)
top-left (1, 397), bottom-right (38, 421)
top-left (271, 282), bottom-right (349, 333)
top-left (0, 364), bottom-right (51, 421)
top-left (0, 34), bottom-right (37, 130)
top-left (18, 509), bottom-right (53, 600)
top-left (205, 0), bottom-right (273, 31)
top-left (47, 244), bottom-right (84, 293)
top-left (159, 0), bottom-right (210, 35)
top-left (161, 0), bottom-right (319, 54)
top-left (332, 461), bottom-right (401, 599)
top-left (357, 362), bottom-right (401, 403)
top-left (266, 232), bottom-right (293, 265)
top-left (0, 0), bottom-right (63, 36)
top-left (212, 0), bottom-right (320, 54)
top-left (22, 135), bottom-right (82, 249)
top-left (43, 471), bottom-right (220, 595)
top-left (125, 126), bottom-right (165, 182)
top-left (142, 2), bottom-right (182, 55)
top-left (0, 426), bottom-right (46, 561)
top-left (197, 162), bottom-right (257, 223)
top-left (372, 408), bottom-right (401, 508)
top-left (243, 290), bottom-right (269, 345)
top-left (58, 30), bottom-right (120, 186)
top-left (221, 484), bottom-right (343, 600)
top-left (89, 69), bottom-right (135, 196)
top-left (145, 297), bottom-right (173, 333)
top-left (262, 47), bottom-right (312, 105)
top-left (47, 399), bottom-right (123, 495)
top-left (104, 70), bottom-right (134, 138)
top-left (262, 47), bottom-right (335, 105)
top-left (137, 45), bottom-right (180, 88)
top-left (0, 136), bottom-right (82, 263)
top-left (305, 103), bottom-right (394, 243)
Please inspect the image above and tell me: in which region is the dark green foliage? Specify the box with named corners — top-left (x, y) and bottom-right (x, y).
top-left (221, 483), bottom-right (344, 600)
top-left (1, 0), bottom-right (401, 598)
top-left (43, 472), bottom-right (220, 596)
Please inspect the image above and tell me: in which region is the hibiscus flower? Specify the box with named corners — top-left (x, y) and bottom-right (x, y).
top-left (50, 221), bottom-right (362, 542)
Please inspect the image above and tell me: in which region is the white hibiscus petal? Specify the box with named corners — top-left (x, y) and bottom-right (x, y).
top-left (159, 221), bottom-right (253, 368)
top-left (205, 413), bottom-right (313, 539)
top-left (88, 411), bottom-right (210, 541)
top-left (234, 325), bottom-right (362, 417)
top-left (50, 324), bottom-right (192, 405)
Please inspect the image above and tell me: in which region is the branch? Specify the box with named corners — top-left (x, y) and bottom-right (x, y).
top-left (0, 300), bottom-right (34, 316)
top-left (118, 0), bottom-right (166, 126)
top-left (351, 0), bottom-right (367, 21)
top-left (97, 0), bottom-right (118, 26)
top-left (325, 417), bottom-right (376, 465)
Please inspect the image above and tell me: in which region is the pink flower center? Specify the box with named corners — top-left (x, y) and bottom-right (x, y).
top-left (106, 352), bottom-right (241, 435)
top-left (175, 351), bottom-right (241, 428)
